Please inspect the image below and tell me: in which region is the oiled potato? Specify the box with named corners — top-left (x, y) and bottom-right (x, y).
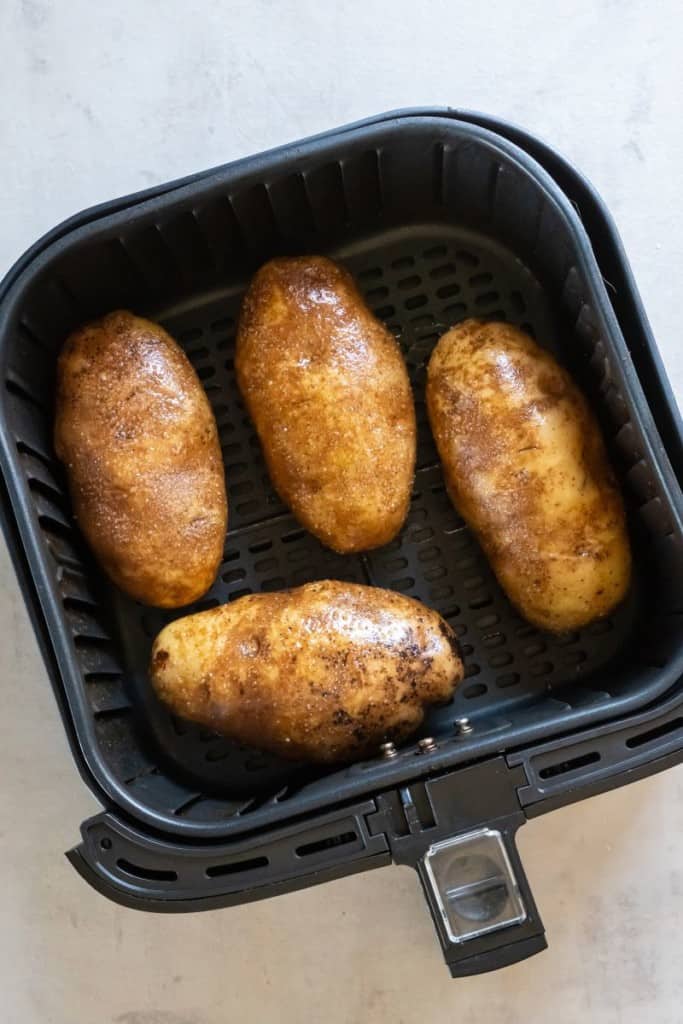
top-left (150, 581), bottom-right (463, 763)
top-left (236, 256), bottom-right (416, 553)
top-left (54, 310), bottom-right (227, 608)
top-left (426, 319), bottom-right (631, 632)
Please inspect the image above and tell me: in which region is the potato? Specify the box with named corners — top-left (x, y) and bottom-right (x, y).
top-left (150, 581), bottom-right (463, 763)
top-left (54, 310), bottom-right (227, 608)
top-left (235, 256), bottom-right (416, 553)
top-left (426, 319), bottom-right (631, 632)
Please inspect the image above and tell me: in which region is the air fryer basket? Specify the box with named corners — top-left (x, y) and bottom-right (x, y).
top-left (1, 115), bottom-right (682, 834)
top-left (1, 111), bottom-right (682, 976)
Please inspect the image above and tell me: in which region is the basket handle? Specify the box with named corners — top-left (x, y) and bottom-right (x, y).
top-left (365, 756), bottom-right (547, 976)
top-left (416, 823), bottom-right (546, 977)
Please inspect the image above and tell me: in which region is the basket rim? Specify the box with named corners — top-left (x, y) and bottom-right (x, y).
top-left (1, 109), bottom-right (682, 841)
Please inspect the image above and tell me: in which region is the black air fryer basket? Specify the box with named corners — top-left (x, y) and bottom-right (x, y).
top-left (1, 109), bottom-right (682, 977)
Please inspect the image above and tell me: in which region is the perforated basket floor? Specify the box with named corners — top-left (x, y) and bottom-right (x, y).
top-left (112, 224), bottom-right (638, 813)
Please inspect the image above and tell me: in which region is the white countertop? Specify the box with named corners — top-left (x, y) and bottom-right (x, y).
top-left (1, 1), bottom-right (682, 1021)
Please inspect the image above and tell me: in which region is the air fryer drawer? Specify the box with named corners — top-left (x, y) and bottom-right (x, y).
top-left (1, 114), bottom-right (681, 848)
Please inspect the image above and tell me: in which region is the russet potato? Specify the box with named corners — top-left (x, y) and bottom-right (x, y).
top-left (235, 256), bottom-right (416, 553)
top-left (150, 581), bottom-right (463, 763)
top-left (426, 319), bottom-right (631, 632)
top-left (54, 310), bottom-right (227, 608)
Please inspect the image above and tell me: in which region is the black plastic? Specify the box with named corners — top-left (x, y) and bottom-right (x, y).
top-left (370, 760), bottom-right (547, 976)
top-left (2, 114), bottom-right (682, 843)
top-left (69, 757), bottom-right (546, 975)
top-left (1, 108), bottom-right (683, 977)
top-left (68, 681), bottom-right (683, 975)
top-left (68, 799), bottom-right (390, 911)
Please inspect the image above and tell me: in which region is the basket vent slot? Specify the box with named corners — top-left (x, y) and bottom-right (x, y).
top-left (296, 831), bottom-right (357, 857)
top-left (117, 859), bottom-right (178, 882)
top-left (539, 750), bottom-right (600, 780)
top-left (205, 856), bottom-right (269, 878)
top-left (625, 717), bottom-right (683, 749)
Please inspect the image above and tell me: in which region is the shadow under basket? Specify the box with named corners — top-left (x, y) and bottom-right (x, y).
top-left (1, 115), bottom-right (682, 843)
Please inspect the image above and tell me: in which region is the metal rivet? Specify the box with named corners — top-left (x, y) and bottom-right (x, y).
top-left (380, 741), bottom-right (398, 759)
top-left (417, 736), bottom-right (437, 753)
top-left (455, 716), bottom-right (474, 735)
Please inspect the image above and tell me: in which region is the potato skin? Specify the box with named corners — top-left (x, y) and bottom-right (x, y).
top-left (426, 319), bottom-right (631, 632)
top-left (150, 581), bottom-right (463, 763)
top-left (54, 310), bottom-right (227, 608)
top-left (235, 256), bottom-right (416, 553)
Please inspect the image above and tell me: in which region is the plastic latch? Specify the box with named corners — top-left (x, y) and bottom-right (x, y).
top-left (365, 760), bottom-right (547, 977)
top-left (422, 828), bottom-right (526, 945)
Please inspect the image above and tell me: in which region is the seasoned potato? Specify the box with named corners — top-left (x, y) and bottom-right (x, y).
top-left (150, 581), bottom-right (463, 763)
top-left (235, 256), bottom-right (416, 553)
top-left (426, 319), bottom-right (631, 632)
top-left (54, 310), bottom-right (227, 608)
